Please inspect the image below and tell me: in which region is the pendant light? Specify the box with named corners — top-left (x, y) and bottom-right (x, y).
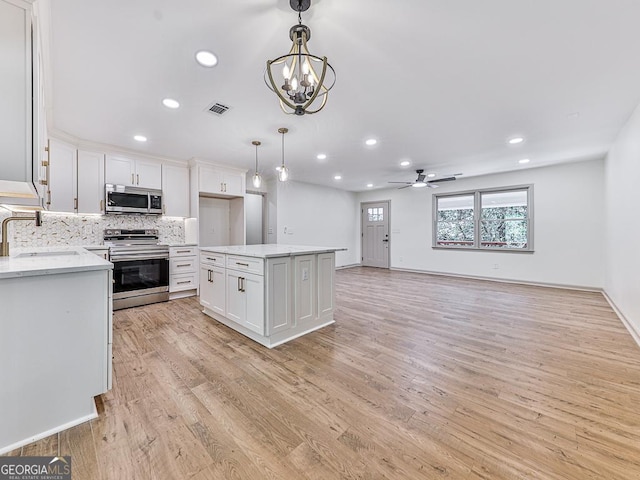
top-left (265, 0), bottom-right (336, 116)
top-left (251, 140), bottom-right (262, 189)
top-left (277, 127), bottom-right (289, 182)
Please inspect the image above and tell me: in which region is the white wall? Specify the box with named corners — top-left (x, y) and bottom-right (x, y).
top-left (274, 181), bottom-right (359, 267)
top-left (358, 159), bottom-right (605, 288)
top-left (604, 103), bottom-right (640, 333)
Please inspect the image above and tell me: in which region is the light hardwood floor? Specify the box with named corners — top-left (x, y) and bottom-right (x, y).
top-left (6, 267), bottom-right (640, 479)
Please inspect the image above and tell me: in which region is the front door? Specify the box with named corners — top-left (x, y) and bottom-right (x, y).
top-left (361, 201), bottom-right (390, 268)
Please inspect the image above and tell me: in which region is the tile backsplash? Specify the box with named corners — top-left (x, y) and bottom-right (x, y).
top-left (0, 211), bottom-right (185, 247)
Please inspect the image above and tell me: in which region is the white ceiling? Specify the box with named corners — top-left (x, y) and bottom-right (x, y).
top-left (47, 0), bottom-right (640, 192)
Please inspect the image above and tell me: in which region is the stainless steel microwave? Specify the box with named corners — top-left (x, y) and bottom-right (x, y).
top-left (105, 184), bottom-right (163, 215)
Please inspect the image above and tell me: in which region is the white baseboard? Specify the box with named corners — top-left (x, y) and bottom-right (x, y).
top-left (602, 291), bottom-right (640, 349)
top-left (0, 401), bottom-right (98, 456)
top-left (388, 266), bottom-right (601, 292)
top-left (336, 263), bottom-right (361, 270)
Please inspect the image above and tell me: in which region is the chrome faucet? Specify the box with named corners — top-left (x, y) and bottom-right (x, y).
top-left (0, 211), bottom-right (42, 257)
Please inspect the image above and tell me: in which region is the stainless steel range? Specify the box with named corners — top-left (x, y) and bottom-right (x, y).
top-left (104, 229), bottom-right (169, 310)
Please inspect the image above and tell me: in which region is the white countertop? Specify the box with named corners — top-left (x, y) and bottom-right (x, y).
top-left (0, 246), bottom-right (112, 280)
top-left (200, 244), bottom-right (347, 259)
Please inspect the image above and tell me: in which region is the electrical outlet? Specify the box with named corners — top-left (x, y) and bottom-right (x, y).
top-left (492, 264), bottom-right (500, 270)
top-left (302, 268), bottom-right (309, 281)
top-left (268, 227), bottom-right (273, 234)
top-left (399, 256), bottom-right (403, 262)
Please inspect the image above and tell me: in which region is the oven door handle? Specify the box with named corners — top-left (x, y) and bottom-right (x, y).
top-left (110, 253), bottom-right (169, 262)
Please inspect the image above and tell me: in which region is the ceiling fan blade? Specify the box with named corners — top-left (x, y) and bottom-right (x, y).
top-left (427, 176), bottom-right (456, 184)
top-left (388, 181), bottom-right (412, 184)
top-left (426, 183), bottom-right (439, 188)
top-left (398, 184), bottom-right (412, 189)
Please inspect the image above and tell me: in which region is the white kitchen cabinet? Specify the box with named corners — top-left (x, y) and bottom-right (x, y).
top-left (225, 269), bottom-right (265, 335)
top-left (48, 141), bottom-right (105, 214)
top-left (199, 246), bottom-right (341, 348)
top-left (106, 155), bottom-right (162, 190)
top-left (199, 165), bottom-right (245, 197)
top-left (48, 139), bottom-right (77, 212)
top-left (200, 253), bottom-right (226, 316)
top-left (0, 249), bottom-right (112, 453)
top-left (0, 0), bottom-right (36, 202)
top-left (169, 246), bottom-right (198, 299)
top-left (77, 150), bottom-right (105, 214)
top-left (162, 164), bottom-right (190, 217)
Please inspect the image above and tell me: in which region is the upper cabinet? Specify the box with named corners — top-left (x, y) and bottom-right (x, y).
top-left (77, 150), bottom-right (105, 214)
top-left (162, 164), bottom-right (189, 217)
top-left (199, 165), bottom-right (245, 197)
top-left (106, 155), bottom-right (162, 190)
top-left (0, 0), bottom-right (40, 203)
top-left (48, 139), bottom-right (105, 214)
top-left (48, 139), bottom-right (76, 212)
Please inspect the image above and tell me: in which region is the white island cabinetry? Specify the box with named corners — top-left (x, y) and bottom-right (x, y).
top-left (0, 247), bottom-right (112, 454)
top-left (199, 245), bottom-right (343, 348)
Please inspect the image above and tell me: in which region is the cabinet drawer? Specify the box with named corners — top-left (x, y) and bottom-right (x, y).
top-left (170, 257), bottom-right (196, 274)
top-left (170, 272), bottom-right (198, 292)
top-left (227, 255), bottom-right (264, 275)
top-left (201, 252), bottom-right (225, 267)
top-left (170, 246), bottom-right (197, 257)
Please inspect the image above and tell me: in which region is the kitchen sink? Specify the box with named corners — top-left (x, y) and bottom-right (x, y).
top-left (15, 250), bottom-right (80, 258)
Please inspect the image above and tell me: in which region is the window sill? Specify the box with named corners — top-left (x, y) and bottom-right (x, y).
top-left (432, 246), bottom-right (534, 254)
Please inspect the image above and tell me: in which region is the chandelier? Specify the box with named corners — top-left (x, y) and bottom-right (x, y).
top-left (265, 0), bottom-right (336, 116)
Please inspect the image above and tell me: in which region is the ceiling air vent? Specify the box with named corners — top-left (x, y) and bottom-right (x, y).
top-left (206, 102), bottom-right (230, 116)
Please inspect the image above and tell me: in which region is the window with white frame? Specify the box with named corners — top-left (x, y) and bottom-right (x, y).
top-left (433, 186), bottom-right (533, 251)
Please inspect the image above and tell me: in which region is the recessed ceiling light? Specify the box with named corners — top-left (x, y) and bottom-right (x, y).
top-left (518, 158), bottom-right (530, 164)
top-left (334, 175), bottom-right (342, 180)
top-left (195, 50), bottom-right (218, 67)
top-left (567, 112), bottom-right (580, 119)
top-left (317, 153), bottom-right (327, 160)
top-left (400, 160), bottom-right (411, 167)
top-left (366, 183), bottom-right (374, 188)
top-left (508, 137), bottom-right (525, 145)
top-left (427, 173), bottom-right (436, 178)
top-left (365, 138), bottom-right (377, 146)
top-left (133, 135), bottom-right (147, 142)
top-left (162, 98), bottom-right (180, 109)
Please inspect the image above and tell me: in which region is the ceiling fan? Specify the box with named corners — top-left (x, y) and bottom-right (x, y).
top-left (388, 169), bottom-right (457, 189)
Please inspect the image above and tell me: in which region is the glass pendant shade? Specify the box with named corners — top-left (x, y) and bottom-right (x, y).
top-left (278, 166), bottom-right (289, 182)
top-left (277, 127), bottom-right (289, 182)
top-left (251, 140), bottom-right (262, 189)
top-left (252, 172), bottom-right (262, 189)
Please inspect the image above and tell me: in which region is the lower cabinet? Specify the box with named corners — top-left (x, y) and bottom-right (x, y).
top-left (200, 264), bottom-right (225, 316)
top-left (226, 269), bottom-right (264, 335)
top-left (169, 246), bottom-right (198, 299)
top-left (199, 249), bottom-right (337, 348)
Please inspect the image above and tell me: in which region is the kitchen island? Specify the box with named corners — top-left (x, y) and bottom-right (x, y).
top-left (200, 245), bottom-right (345, 348)
top-left (0, 247), bottom-right (112, 454)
